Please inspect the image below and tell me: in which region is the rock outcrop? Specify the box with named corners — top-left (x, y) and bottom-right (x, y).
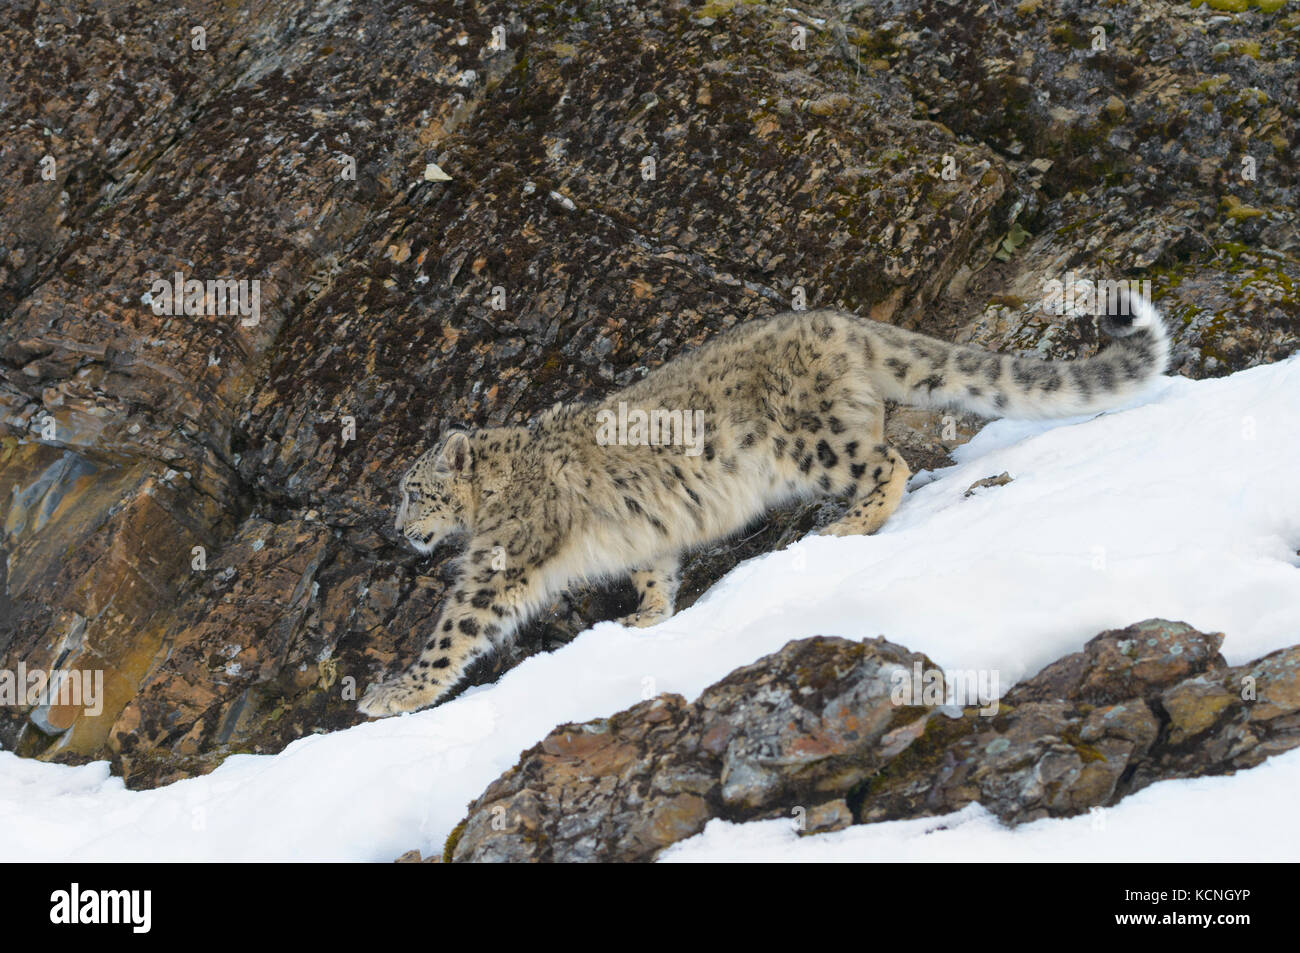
top-left (444, 620), bottom-right (1300, 862)
top-left (2, 1), bottom-right (1297, 786)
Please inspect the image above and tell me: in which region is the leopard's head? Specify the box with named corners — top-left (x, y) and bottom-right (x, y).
top-left (396, 430), bottom-right (475, 554)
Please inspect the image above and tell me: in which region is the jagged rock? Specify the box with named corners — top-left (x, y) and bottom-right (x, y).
top-left (869, 620), bottom-right (1300, 820)
top-left (1005, 619), bottom-right (1227, 706)
top-left (448, 637), bottom-right (940, 862)
top-left (443, 620), bottom-right (1300, 862)
top-left (2, 0), bottom-right (1297, 786)
top-left (800, 798), bottom-right (853, 836)
top-left (1143, 642), bottom-right (1300, 781)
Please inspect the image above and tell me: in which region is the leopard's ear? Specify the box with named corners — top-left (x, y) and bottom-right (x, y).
top-left (437, 430), bottom-right (471, 474)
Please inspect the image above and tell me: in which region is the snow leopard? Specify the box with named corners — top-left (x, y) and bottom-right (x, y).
top-left (359, 293), bottom-right (1169, 716)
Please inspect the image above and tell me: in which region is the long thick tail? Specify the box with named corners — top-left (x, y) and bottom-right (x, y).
top-left (864, 294), bottom-right (1170, 419)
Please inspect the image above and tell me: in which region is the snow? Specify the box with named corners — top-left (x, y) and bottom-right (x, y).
top-left (1, 355), bottom-right (1297, 862)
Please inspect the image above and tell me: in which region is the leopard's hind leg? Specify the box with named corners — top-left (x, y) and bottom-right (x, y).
top-left (818, 443), bottom-right (910, 537)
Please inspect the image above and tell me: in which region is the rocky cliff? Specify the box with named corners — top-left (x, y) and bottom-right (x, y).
top-left (1, 0), bottom-right (1297, 788)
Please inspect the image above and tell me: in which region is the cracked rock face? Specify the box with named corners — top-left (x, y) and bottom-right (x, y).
top-left (443, 620), bottom-right (1300, 862)
top-left (2, 1), bottom-right (1297, 786)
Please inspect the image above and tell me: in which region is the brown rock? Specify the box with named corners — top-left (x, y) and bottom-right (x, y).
top-left (450, 636), bottom-right (938, 862)
top-left (801, 799), bottom-right (853, 836)
top-left (1006, 619), bottom-right (1226, 706)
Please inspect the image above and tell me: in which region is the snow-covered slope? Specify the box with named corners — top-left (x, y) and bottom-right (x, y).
top-left (1, 355), bottom-right (1297, 862)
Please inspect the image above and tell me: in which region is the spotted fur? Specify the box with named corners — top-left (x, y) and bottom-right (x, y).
top-left (359, 295), bottom-right (1168, 715)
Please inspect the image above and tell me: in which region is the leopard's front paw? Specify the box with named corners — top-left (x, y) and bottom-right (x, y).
top-left (358, 674), bottom-right (445, 717)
